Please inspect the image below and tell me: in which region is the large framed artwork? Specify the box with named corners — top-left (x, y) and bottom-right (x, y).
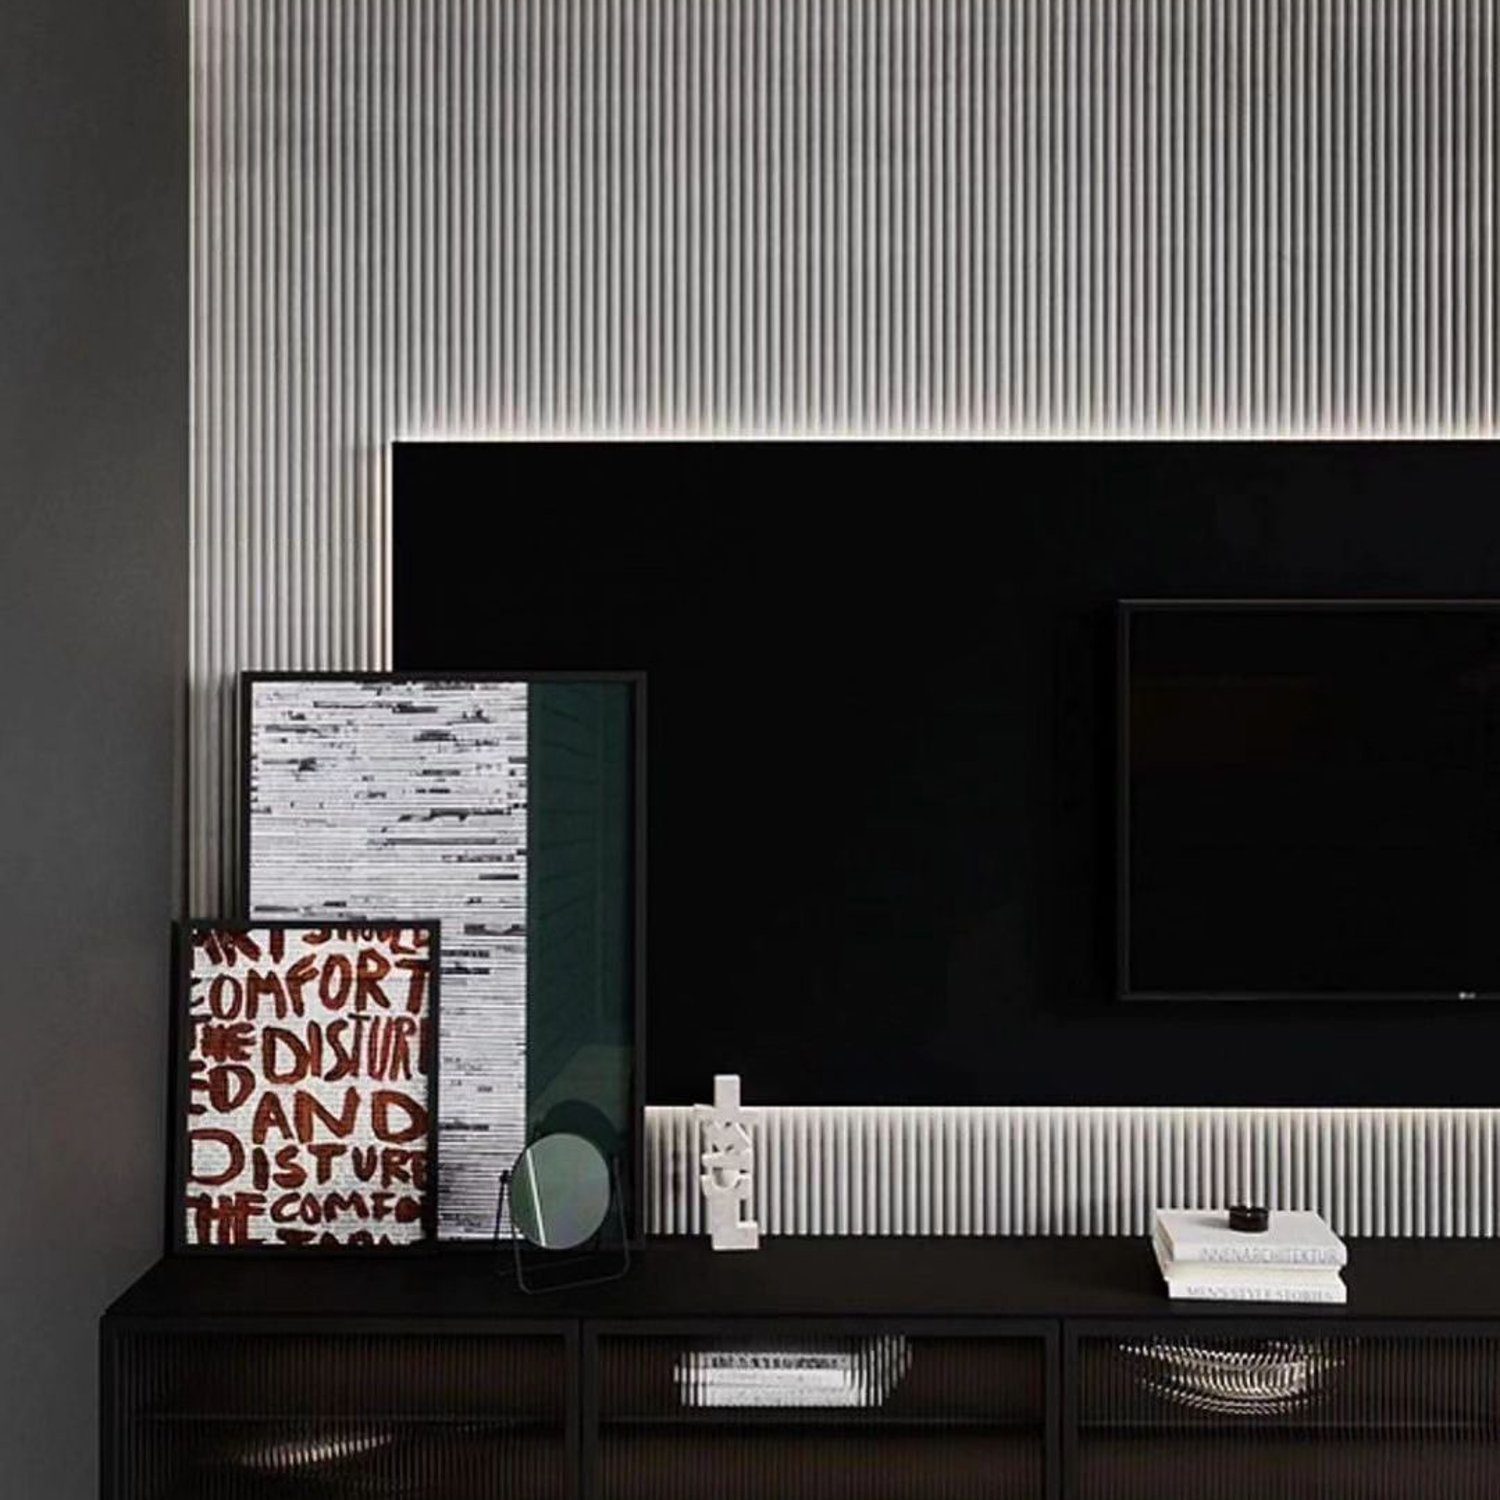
top-left (173, 920), bottom-right (440, 1251)
top-left (242, 673), bottom-right (644, 1242)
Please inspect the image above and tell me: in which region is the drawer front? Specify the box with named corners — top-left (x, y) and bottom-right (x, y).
top-left (1073, 1328), bottom-right (1500, 1500)
top-left (106, 1328), bottom-right (572, 1500)
top-left (590, 1325), bottom-right (1051, 1500)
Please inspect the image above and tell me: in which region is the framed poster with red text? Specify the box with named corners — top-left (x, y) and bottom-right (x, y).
top-left (173, 921), bottom-right (439, 1251)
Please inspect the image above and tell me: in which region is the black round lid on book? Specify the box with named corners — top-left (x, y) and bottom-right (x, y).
top-left (1228, 1204), bottom-right (1270, 1233)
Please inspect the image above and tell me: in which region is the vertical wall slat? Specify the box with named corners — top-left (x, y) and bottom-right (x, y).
top-left (191, 0), bottom-right (1500, 911)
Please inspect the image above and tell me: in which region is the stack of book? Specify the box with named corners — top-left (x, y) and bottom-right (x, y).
top-left (674, 1336), bottom-right (911, 1408)
top-left (1152, 1209), bottom-right (1348, 1303)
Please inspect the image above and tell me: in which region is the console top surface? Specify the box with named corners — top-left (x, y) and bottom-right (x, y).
top-left (105, 1237), bottom-right (1500, 1325)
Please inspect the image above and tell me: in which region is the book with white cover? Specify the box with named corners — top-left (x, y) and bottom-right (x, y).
top-left (1153, 1209), bottom-right (1347, 1267)
top-left (688, 1370), bottom-right (855, 1390)
top-left (675, 1338), bottom-right (912, 1409)
top-left (1152, 1233), bottom-right (1347, 1303)
top-left (680, 1352), bottom-right (860, 1391)
top-left (689, 1352), bottom-right (854, 1371)
top-left (686, 1385), bottom-right (882, 1408)
top-left (1159, 1274), bottom-right (1347, 1304)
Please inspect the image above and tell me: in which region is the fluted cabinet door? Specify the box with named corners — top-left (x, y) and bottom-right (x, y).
top-left (590, 1324), bottom-right (1052, 1500)
top-left (1073, 1328), bottom-right (1500, 1500)
top-left (105, 1329), bottom-right (573, 1500)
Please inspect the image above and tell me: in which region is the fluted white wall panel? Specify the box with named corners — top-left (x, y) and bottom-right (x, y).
top-left (194, 3), bottom-right (1500, 1233)
top-left (191, 0), bottom-right (1500, 910)
top-left (646, 1105), bottom-right (1500, 1237)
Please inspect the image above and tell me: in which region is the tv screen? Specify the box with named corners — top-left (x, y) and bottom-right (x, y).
top-left (1121, 602), bottom-right (1500, 999)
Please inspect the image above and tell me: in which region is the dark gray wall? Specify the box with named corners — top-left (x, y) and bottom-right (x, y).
top-left (0, 0), bottom-right (186, 1493)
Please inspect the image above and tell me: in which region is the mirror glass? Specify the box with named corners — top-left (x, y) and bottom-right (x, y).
top-left (511, 1132), bottom-right (612, 1250)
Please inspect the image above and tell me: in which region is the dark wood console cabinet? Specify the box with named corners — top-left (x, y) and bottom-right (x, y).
top-left (102, 1239), bottom-right (1500, 1499)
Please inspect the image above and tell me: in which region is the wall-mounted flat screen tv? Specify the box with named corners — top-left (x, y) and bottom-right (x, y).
top-left (1120, 601), bottom-right (1500, 1000)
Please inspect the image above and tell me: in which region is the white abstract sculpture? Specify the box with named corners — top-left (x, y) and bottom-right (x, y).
top-left (696, 1074), bottom-right (761, 1251)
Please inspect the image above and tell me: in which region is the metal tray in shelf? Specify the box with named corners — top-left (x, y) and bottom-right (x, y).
top-left (1115, 1338), bottom-right (1343, 1416)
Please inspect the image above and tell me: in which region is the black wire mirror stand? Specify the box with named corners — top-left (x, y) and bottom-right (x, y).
top-left (492, 1154), bottom-right (632, 1293)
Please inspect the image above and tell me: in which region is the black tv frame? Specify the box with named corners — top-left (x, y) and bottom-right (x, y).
top-left (1116, 598), bottom-right (1500, 1004)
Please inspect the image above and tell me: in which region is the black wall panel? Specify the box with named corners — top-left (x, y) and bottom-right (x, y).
top-left (395, 441), bottom-right (1500, 1109)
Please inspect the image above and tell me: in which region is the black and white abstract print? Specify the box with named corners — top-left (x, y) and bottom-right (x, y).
top-left (247, 678), bottom-right (528, 1239)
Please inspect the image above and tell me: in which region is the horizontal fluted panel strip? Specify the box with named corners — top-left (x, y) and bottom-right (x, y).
top-left (645, 1106), bottom-right (1500, 1237)
top-left (190, 0), bottom-right (1500, 912)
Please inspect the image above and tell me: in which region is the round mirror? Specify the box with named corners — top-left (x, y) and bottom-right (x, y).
top-left (511, 1132), bottom-right (612, 1250)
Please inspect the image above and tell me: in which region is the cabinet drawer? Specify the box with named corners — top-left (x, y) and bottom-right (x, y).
top-left (590, 1325), bottom-right (1051, 1500)
top-left (1073, 1329), bottom-right (1500, 1500)
top-left (105, 1328), bottom-right (573, 1500)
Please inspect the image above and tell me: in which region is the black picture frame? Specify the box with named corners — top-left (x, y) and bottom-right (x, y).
top-left (1117, 598), bottom-right (1500, 1003)
top-left (239, 671), bottom-right (648, 1247)
top-left (170, 918), bottom-right (443, 1254)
